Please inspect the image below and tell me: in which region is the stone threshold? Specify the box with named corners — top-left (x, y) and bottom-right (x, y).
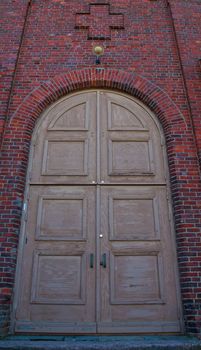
top-left (0, 335), bottom-right (201, 350)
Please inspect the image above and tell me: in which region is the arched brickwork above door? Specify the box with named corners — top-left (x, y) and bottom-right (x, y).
top-left (10, 68), bottom-right (187, 134)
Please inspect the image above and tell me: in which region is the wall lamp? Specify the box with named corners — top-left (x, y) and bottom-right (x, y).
top-left (92, 45), bottom-right (104, 65)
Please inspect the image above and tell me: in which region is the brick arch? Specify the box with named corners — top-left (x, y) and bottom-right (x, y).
top-left (10, 68), bottom-right (187, 135)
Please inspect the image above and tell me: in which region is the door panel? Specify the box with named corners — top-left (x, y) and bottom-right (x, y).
top-left (35, 193), bottom-right (87, 241)
top-left (108, 191), bottom-right (160, 241)
top-left (15, 186), bottom-right (96, 333)
top-left (108, 137), bottom-right (154, 176)
top-left (42, 137), bottom-right (89, 176)
top-left (48, 102), bottom-right (89, 130)
top-left (31, 253), bottom-right (86, 305)
top-left (110, 253), bottom-right (162, 303)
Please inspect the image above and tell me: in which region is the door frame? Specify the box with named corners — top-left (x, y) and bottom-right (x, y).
top-left (11, 89), bottom-right (184, 334)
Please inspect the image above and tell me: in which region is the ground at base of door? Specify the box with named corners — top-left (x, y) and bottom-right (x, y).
top-left (0, 335), bottom-right (201, 350)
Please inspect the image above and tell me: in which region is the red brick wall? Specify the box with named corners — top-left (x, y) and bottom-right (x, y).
top-left (169, 1), bottom-right (201, 334)
top-left (0, 0), bottom-right (31, 334)
top-left (0, 0), bottom-right (201, 336)
top-left (170, 0), bottom-right (201, 166)
top-left (0, 0), bottom-right (29, 145)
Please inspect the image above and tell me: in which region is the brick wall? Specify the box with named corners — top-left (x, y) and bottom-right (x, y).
top-left (0, 0), bottom-right (32, 334)
top-left (0, 0), bottom-right (201, 336)
top-left (0, 0), bottom-right (29, 146)
top-left (170, 0), bottom-right (201, 164)
top-left (169, 0), bottom-right (201, 334)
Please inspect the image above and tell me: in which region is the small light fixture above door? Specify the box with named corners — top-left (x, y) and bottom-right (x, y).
top-left (92, 45), bottom-right (104, 65)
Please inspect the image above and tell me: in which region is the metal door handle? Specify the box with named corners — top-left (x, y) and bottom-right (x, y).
top-left (100, 253), bottom-right (106, 268)
top-left (90, 253), bottom-right (94, 268)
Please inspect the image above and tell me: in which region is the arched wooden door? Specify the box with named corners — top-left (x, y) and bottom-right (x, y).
top-left (14, 91), bottom-right (182, 334)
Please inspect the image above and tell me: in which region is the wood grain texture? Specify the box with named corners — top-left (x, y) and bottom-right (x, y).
top-left (15, 91), bottom-right (181, 334)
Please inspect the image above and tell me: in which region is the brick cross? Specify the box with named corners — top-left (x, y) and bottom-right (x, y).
top-left (75, 4), bottom-right (124, 40)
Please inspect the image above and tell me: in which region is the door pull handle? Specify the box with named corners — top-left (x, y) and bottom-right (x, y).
top-left (90, 253), bottom-right (94, 268)
top-left (100, 253), bottom-right (106, 268)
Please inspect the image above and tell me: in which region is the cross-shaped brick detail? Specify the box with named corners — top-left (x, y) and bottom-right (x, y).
top-left (75, 4), bottom-right (124, 40)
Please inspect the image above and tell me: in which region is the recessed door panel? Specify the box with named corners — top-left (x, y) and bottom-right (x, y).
top-left (108, 102), bottom-right (145, 130)
top-left (48, 102), bottom-right (89, 130)
top-left (110, 253), bottom-right (163, 304)
top-left (42, 139), bottom-right (89, 176)
top-left (31, 253), bottom-right (86, 304)
top-left (108, 192), bottom-right (160, 241)
top-left (108, 138), bottom-right (154, 176)
top-left (36, 195), bottom-right (87, 240)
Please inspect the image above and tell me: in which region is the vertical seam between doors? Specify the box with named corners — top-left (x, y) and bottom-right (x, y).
top-left (95, 91), bottom-right (101, 329)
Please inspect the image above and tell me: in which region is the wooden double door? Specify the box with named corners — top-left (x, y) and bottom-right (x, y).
top-left (14, 91), bottom-right (182, 334)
